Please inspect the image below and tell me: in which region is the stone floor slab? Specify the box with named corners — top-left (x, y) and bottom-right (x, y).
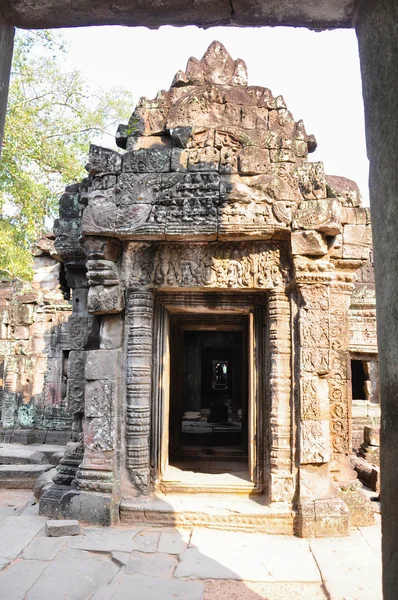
top-left (175, 546), bottom-right (273, 581)
top-left (23, 535), bottom-right (68, 560)
top-left (26, 548), bottom-right (119, 600)
top-left (359, 518), bottom-right (382, 558)
top-left (90, 572), bottom-right (125, 600)
top-left (157, 530), bottom-right (191, 555)
top-left (134, 531), bottom-right (160, 553)
top-left (0, 505), bottom-right (21, 521)
top-left (125, 551), bottom-right (177, 577)
top-left (188, 529), bottom-right (321, 582)
top-left (0, 515), bottom-right (45, 559)
top-left (252, 534), bottom-right (321, 582)
top-left (111, 574), bottom-right (204, 600)
top-left (67, 527), bottom-right (141, 552)
top-left (310, 530), bottom-right (382, 600)
top-left (0, 559), bottom-right (48, 600)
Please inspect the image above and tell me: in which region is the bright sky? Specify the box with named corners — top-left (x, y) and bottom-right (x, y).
top-left (59, 25), bottom-right (369, 205)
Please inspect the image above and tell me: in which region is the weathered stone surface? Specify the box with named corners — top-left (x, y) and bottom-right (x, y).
top-left (0, 560), bottom-right (48, 600)
top-left (23, 535), bottom-right (67, 559)
top-left (134, 531), bottom-right (160, 553)
top-left (88, 284), bottom-right (125, 314)
top-left (68, 526), bottom-right (140, 552)
top-left (157, 530), bottom-right (190, 554)
top-left (293, 199), bottom-right (342, 235)
top-left (85, 349), bottom-right (121, 380)
top-left (45, 519), bottom-right (80, 537)
top-left (87, 145), bottom-right (122, 174)
top-left (125, 551), bottom-right (176, 577)
top-left (33, 468), bottom-right (57, 501)
top-left (25, 548), bottom-right (119, 600)
top-left (0, 464), bottom-right (53, 489)
top-left (0, 446), bottom-right (47, 465)
top-left (1, 0), bottom-right (359, 30)
top-left (309, 529), bottom-right (382, 600)
top-left (291, 231), bottom-right (328, 256)
top-left (0, 516), bottom-right (45, 559)
top-left (110, 573), bottom-right (204, 600)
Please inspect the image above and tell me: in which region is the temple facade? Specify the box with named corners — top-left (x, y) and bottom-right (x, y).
top-left (36, 42), bottom-right (376, 535)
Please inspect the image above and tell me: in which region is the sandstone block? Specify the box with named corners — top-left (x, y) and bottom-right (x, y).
top-left (364, 425), bottom-right (380, 446)
top-left (83, 236), bottom-right (121, 261)
top-left (116, 173), bottom-right (161, 206)
top-left (85, 349), bottom-right (121, 380)
top-left (87, 285), bottom-right (125, 314)
top-left (341, 206), bottom-right (368, 224)
top-left (291, 231), bottom-right (328, 256)
top-left (68, 316), bottom-right (100, 350)
top-left (59, 192), bottom-right (84, 219)
top-left (123, 148), bottom-right (171, 173)
top-left (85, 380), bottom-right (116, 418)
top-left (325, 174), bottom-right (362, 207)
top-left (100, 314), bottom-right (124, 349)
top-left (88, 144), bottom-right (121, 174)
top-left (237, 146), bottom-right (271, 174)
top-left (67, 351), bottom-right (87, 381)
top-left (293, 199), bottom-right (342, 235)
top-left (45, 519), bottom-right (81, 537)
top-left (66, 379), bottom-right (85, 414)
top-left (342, 224), bottom-right (371, 259)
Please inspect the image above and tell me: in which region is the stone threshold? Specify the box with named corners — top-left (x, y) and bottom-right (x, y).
top-left (120, 493), bottom-right (295, 534)
top-left (158, 464), bottom-right (258, 494)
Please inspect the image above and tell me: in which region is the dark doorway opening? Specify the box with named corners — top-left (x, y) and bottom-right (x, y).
top-left (351, 359), bottom-right (368, 400)
top-left (169, 315), bottom-right (249, 474)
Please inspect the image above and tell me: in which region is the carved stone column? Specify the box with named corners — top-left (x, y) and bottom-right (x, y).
top-left (328, 283), bottom-right (355, 476)
top-left (298, 284), bottom-right (331, 474)
top-left (125, 289), bottom-right (154, 496)
top-left (268, 290), bottom-right (294, 502)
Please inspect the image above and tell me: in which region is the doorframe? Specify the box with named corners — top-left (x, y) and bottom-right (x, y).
top-left (151, 292), bottom-right (268, 495)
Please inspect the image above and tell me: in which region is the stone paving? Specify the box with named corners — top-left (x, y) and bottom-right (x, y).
top-left (0, 490), bottom-right (382, 600)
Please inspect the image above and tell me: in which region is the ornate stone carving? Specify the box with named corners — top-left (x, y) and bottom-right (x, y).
top-left (298, 285), bottom-right (331, 464)
top-left (267, 291), bottom-right (294, 502)
top-left (125, 291), bottom-right (154, 495)
top-left (124, 242), bottom-right (288, 291)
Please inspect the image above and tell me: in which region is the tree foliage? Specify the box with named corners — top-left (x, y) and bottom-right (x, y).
top-left (0, 30), bottom-right (133, 280)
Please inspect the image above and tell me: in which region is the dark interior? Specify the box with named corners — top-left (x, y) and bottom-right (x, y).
top-left (351, 359), bottom-right (368, 400)
top-left (169, 318), bottom-right (248, 464)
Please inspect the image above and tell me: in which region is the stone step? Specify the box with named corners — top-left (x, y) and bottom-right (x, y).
top-left (0, 443), bottom-right (65, 466)
top-left (120, 494), bottom-right (295, 534)
top-left (0, 464), bottom-right (53, 489)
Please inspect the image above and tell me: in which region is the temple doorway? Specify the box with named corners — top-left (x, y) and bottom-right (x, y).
top-left (163, 313), bottom-right (254, 490)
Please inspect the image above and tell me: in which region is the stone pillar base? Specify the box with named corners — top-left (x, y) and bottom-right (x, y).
top-left (295, 498), bottom-right (350, 538)
top-left (39, 484), bottom-right (119, 526)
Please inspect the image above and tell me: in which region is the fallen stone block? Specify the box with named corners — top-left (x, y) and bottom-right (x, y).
top-left (45, 519), bottom-right (81, 537)
top-left (351, 456), bottom-right (380, 493)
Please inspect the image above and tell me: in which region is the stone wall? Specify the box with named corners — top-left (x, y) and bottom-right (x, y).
top-left (348, 248), bottom-right (380, 451)
top-left (0, 236), bottom-right (72, 444)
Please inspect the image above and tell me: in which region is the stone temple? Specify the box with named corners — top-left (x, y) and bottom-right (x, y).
top-left (5, 41), bottom-right (376, 534)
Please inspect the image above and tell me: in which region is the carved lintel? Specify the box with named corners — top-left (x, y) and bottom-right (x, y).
top-left (125, 242), bottom-right (288, 291)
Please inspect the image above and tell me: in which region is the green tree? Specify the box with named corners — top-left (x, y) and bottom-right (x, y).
top-left (0, 30), bottom-right (133, 280)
